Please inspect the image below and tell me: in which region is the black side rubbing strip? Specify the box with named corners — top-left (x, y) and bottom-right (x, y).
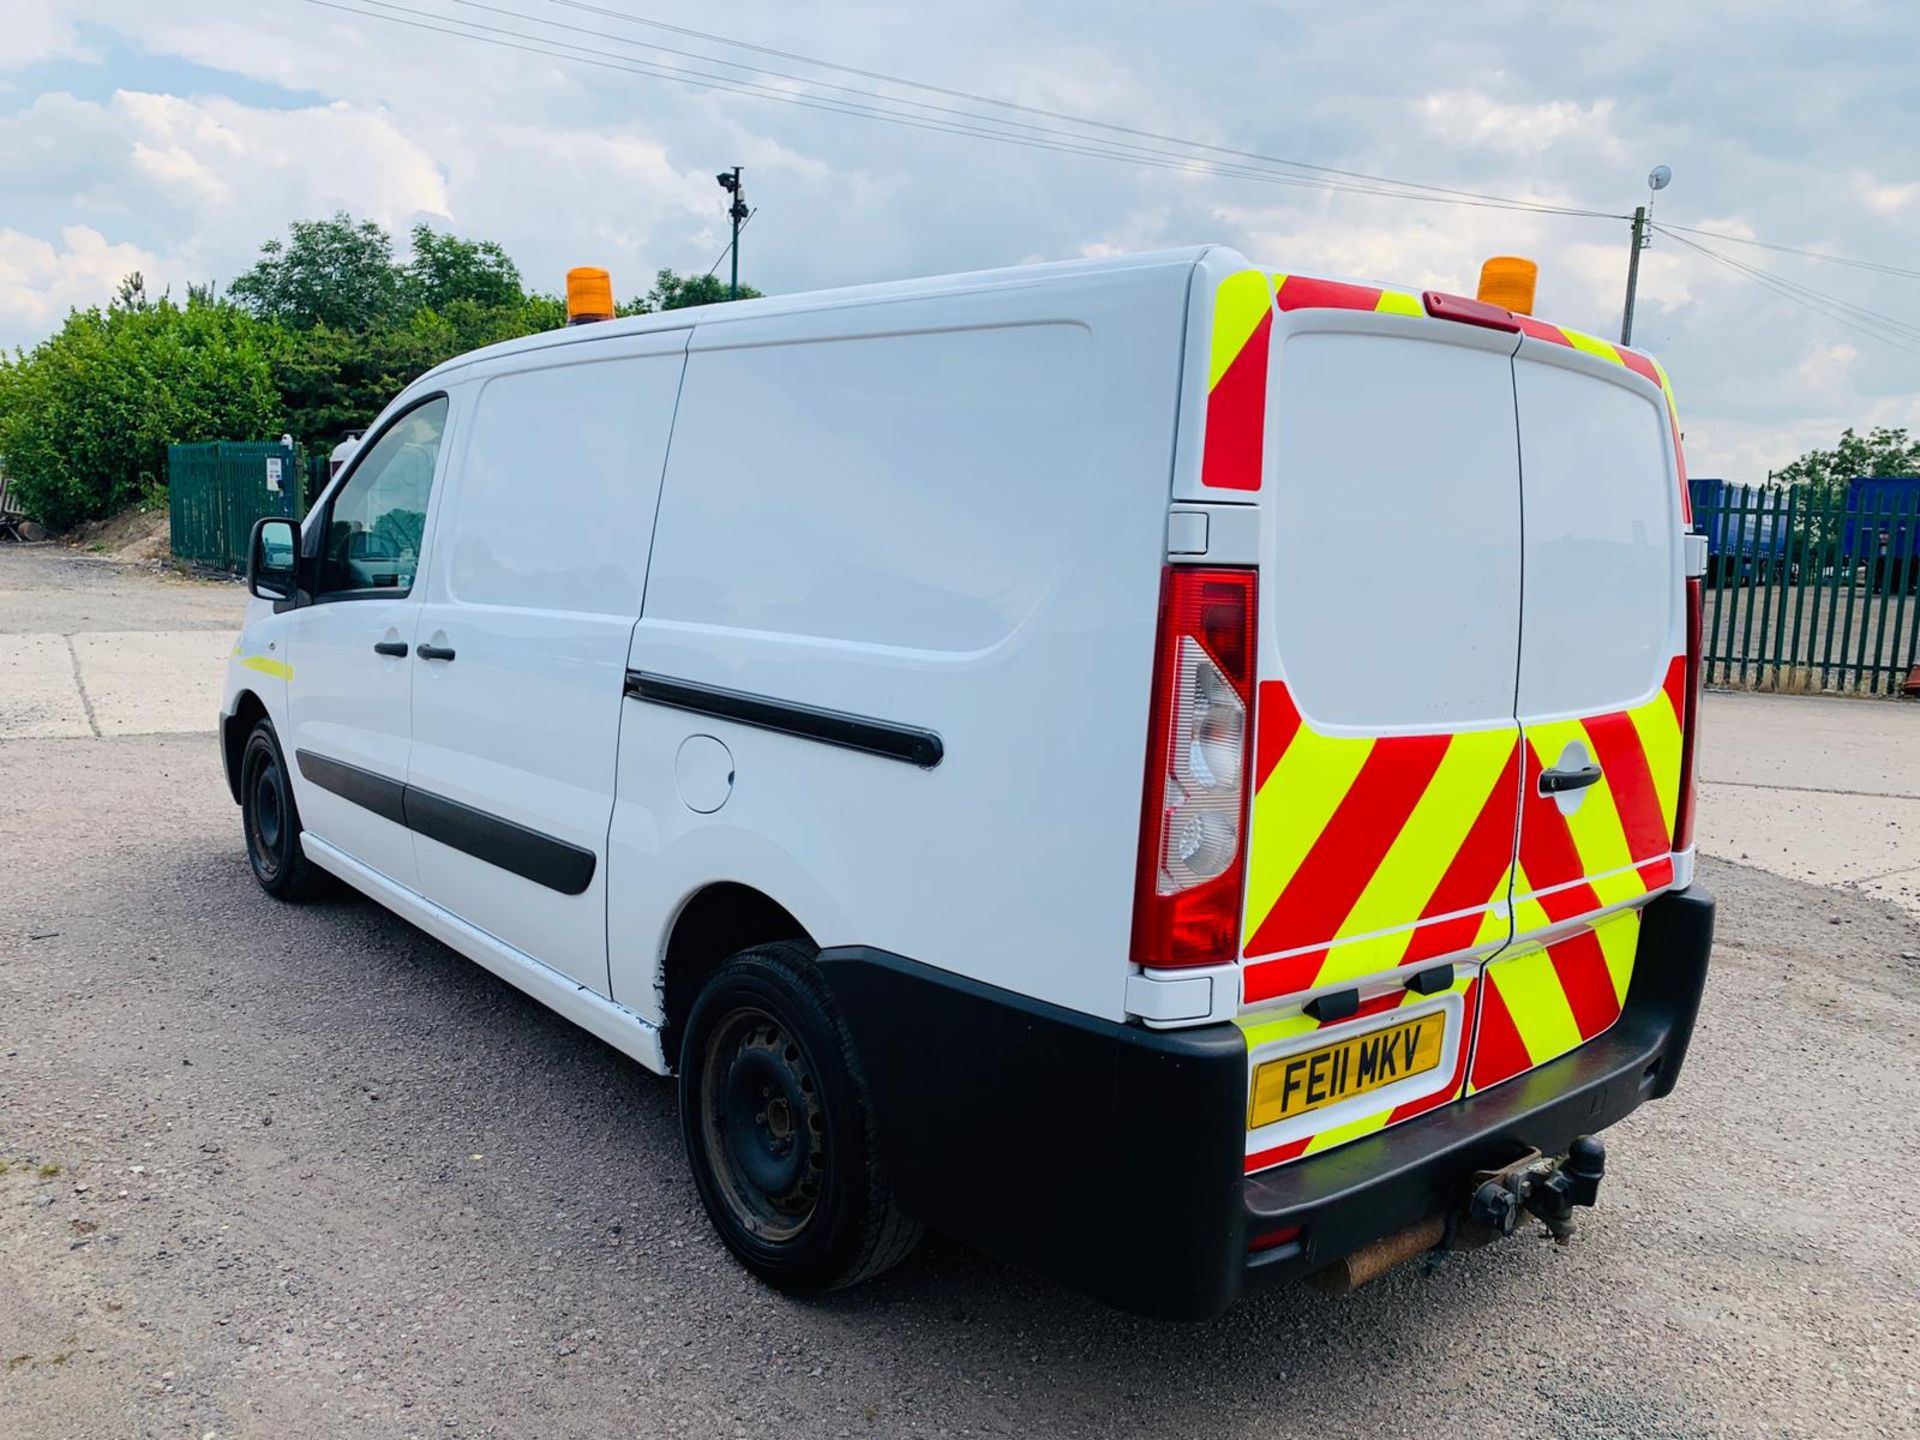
top-left (296, 749), bottom-right (407, 826)
top-left (624, 671), bottom-right (944, 769)
top-left (402, 788), bottom-right (596, 896)
top-left (293, 749), bottom-right (596, 895)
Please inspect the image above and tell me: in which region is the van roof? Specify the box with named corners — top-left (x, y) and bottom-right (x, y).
top-left (412, 244), bottom-right (1665, 392)
top-left (415, 245), bottom-right (1222, 385)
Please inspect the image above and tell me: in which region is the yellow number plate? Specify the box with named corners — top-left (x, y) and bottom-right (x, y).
top-left (1249, 1012), bottom-right (1446, 1129)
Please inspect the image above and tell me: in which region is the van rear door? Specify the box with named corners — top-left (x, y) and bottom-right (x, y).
top-left (1233, 278), bottom-right (1526, 1168)
top-left (1471, 334), bottom-right (1687, 1094)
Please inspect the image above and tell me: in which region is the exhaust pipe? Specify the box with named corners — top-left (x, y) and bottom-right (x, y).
top-left (1306, 1214), bottom-right (1446, 1296)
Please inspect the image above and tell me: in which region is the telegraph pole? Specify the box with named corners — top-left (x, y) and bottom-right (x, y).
top-left (716, 166), bottom-right (747, 299)
top-left (1620, 205), bottom-right (1649, 346)
top-left (1621, 164), bottom-right (1670, 347)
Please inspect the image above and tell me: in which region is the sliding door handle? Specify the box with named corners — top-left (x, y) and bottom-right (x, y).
top-left (372, 640), bottom-right (409, 658)
top-left (415, 643), bottom-right (456, 662)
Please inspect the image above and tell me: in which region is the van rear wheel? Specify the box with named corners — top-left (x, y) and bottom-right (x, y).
top-left (679, 942), bottom-right (921, 1294)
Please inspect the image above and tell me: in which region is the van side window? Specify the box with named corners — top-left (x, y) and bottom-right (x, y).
top-left (316, 396), bottom-right (449, 598)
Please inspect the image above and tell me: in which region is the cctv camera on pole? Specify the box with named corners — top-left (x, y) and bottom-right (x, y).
top-left (716, 166), bottom-right (748, 300)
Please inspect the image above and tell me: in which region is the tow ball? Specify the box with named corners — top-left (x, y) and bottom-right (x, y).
top-left (1466, 1136), bottom-right (1606, 1245)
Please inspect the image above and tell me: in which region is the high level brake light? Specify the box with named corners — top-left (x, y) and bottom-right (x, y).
top-left (1132, 567), bottom-right (1257, 969)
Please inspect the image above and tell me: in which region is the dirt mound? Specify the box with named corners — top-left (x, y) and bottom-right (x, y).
top-left (65, 503), bottom-right (171, 565)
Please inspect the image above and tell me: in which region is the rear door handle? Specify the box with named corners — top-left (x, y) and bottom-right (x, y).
top-left (416, 643), bottom-right (456, 662)
top-left (372, 640), bottom-right (409, 658)
top-left (1539, 763), bottom-right (1603, 796)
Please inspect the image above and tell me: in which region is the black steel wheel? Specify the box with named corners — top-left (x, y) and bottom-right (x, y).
top-left (240, 719), bottom-right (323, 900)
top-left (679, 941), bottom-right (920, 1293)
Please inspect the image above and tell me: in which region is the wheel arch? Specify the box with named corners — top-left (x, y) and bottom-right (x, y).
top-left (660, 882), bottom-right (814, 1069)
top-left (222, 689), bottom-right (271, 804)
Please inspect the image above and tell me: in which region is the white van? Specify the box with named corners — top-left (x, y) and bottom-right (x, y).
top-left (221, 247), bottom-right (1713, 1319)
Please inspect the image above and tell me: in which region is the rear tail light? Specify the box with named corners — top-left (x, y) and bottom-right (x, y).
top-left (1132, 567), bottom-right (1257, 969)
top-left (1673, 576), bottom-right (1704, 852)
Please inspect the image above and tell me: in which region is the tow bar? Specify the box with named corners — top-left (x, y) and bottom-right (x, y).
top-left (1310, 1136), bottom-right (1610, 1293)
top-left (1466, 1135), bottom-right (1607, 1244)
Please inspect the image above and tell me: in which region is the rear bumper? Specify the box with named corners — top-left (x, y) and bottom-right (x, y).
top-left (817, 885), bottom-right (1714, 1321)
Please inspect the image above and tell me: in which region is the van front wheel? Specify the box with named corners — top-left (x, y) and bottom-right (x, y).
top-left (240, 719), bottom-right (324, 901)
top-left (679, 942), bottom-right (921, 1294)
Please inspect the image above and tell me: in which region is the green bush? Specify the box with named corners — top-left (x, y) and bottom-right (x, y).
top-left (0, 294), bottom-right (280, 530)
top-left (0, 213), bottom-right (762, 531)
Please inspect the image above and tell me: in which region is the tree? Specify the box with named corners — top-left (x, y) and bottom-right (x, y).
top-left (1771, 427), bottom-right (1920, 559)
top-left (404, 224), bottom-right (523, 312)
top-left (637, 268), bottom-right (762, 312)
top-left (112, 272), bottom-right (150, 311)
top-left (0, 293), bottom-right (280, 529)
top-left (271, 293), bottom-right (570, 450)
top-left (229, 212), bottom-right (402, 331)
top-left (0, 217), bottom-right (779, 530)
top-left (1775, 427), bottom-right (1920, 490)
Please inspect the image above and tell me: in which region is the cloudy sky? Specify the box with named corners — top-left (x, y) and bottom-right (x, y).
top-left (4, 0), bottom-right (1918, 478)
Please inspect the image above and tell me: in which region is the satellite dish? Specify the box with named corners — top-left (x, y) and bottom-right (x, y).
top-left (1648, 164), bottom-right (1672, 192)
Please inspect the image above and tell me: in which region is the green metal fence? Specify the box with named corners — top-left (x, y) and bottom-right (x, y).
top-left (167, 441), bottom-right (310, 572)
top-left (1693, 481), bottom-right (1920, 696)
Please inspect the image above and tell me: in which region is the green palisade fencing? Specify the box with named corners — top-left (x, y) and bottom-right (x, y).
top-left (167, 441), bottom-right (311, 572)
top-left (1694, 481), bottom-right (1920, 696)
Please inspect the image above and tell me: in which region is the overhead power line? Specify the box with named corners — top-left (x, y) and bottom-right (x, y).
top-left (300, 0), bottom-right (1916, 297)
top-left (544, 0), bottom-right (1920, 290)
top-left (1653, 226), bottom-right (1920, 344)
top-left (548, 0), bottom-right (1618, 217)
top-left (1653, 226), bottom-right (1920, 359)
top-left (1655, 222), bottom-right (1920, 283)
top-left (300, 0), bottom-right (1620, 219)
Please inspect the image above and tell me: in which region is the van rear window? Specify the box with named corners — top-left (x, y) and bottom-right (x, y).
top-left (1512, 357), bottom-right (1679, 713)
top-left (1265, 332), bottom-right (1523, 730)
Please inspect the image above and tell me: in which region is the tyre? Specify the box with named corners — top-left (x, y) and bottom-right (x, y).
top-left (240, 718), bottom-right (325, 901)
top-left (679, 941), bottom-right (921, 1294)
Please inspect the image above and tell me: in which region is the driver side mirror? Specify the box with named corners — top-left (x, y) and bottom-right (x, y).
top-left (248, 517), bottom-right (300, 602)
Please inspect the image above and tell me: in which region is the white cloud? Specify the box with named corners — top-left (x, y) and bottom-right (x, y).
top-left (1862, 180), bottom-right (1920, 216)
top-left (1, 0), bottom-right (1917, 482)
top-left (0, 225), bottom-right (156, 340)
top-left (1417, 91), bottom-right (1622, 161)
top-left (0, 5), bottom-right (86, 71)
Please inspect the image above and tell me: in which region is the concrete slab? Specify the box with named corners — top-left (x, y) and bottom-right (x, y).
top-left (1699, 690), bottom-right (1920, 798)
top-left (0, 545), bottom-right (246, 633)
top-left (1697, 690), bottom-right (1920, 915)
top-left (0, 633), bottom-right (94, 738)
top-left (67, 630), bottom-right (233, 737)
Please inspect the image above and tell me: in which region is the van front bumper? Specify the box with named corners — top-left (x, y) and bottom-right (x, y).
top-left (816, 885), bottom-right (1714, 1321)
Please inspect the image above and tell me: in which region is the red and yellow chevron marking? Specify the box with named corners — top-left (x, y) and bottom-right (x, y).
top-left (1200, 270), bottom-right (1431, 492)
top-left (1241, 681), bottom-right (1521, 1005)
top-left (1200, 270), bottom-right (1274, 491)
top-left (1514, 316), bottom-right (1690, 524)
top-left (1511, 658), bottom-right (1684, 936)
top-left (1470, 907), bottom-right (1641, 1094)
top-left (1241, 973), bottom-right (1477, 1173)
top-left (1271, 273), bottom-right (1425, 316)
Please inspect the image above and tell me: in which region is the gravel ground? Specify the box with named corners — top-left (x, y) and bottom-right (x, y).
top-left (3, 746), bottom-right (1917, 1438)
top-left (0, 546), bottom-right (241, 635)
top-left (1, 551), bottom-right (1916, 1438)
